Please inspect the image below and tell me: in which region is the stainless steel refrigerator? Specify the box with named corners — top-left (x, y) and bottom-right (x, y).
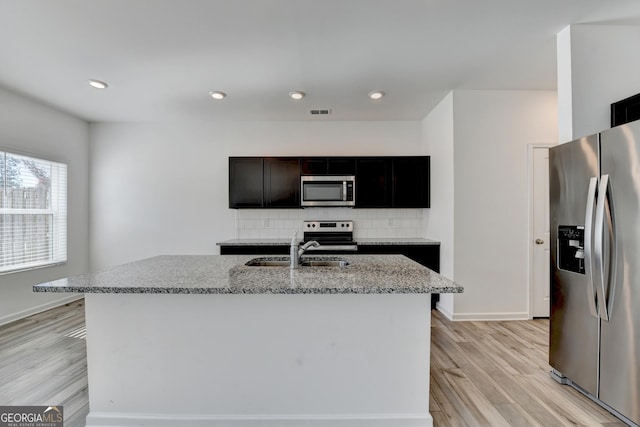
top-left (549, 120), bottom-right (640, 426)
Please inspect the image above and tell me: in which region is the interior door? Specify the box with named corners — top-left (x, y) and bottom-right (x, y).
top-left (532, 147), bottom-right (550, 317)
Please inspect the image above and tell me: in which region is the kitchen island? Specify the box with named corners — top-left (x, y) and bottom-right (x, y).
top-left (34, 255), bottom-right (462, 427)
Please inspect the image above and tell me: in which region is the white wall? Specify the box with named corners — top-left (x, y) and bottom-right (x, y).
top-left (422, 92), bottom-right (455, 316)
top-left (556, 26), bottom-right (573, 144)
top-left (0, 87), bottom-right (89, 325)
top-left (451, 90), bottom-right (557, 320)
top-left (89, 121), bottom-right (424, 270)
top-left (422, 90), bottom-right (557, 320)
top-left (558, 24), bottom-right (640, 140)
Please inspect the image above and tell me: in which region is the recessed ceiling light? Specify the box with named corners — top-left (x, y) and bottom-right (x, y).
top-left (88, 79), bottom-right (108, 89)
top-left (368, 90), bottom-right (385, 100)
top-left (289, 91), bottom-right (306, 100)
top-left (209, 91), bottom-right (226, 100)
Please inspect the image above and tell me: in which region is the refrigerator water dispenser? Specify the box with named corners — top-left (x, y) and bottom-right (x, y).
top-left (557, 225), bottom-right (585, 274)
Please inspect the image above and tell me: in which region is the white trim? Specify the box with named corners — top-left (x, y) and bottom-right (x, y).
top-left (527, 143), bottom-right (555, 319)
top-left (0, 294), bottom-right (82, 326)
top-left (449, 311), bottom-right (530, 321)
top-left (0, 151), bottom-right (68, 273)
top-left (86, 412), bottom-right (433, 427)
top-left (0, 208), bottom-right (54, 214)
top-left (435, 302), bottom-right (454, 320)
top-left (0, 144), bottom-right (69, 165)
top-left (0, 260), bottom-right (66, 276)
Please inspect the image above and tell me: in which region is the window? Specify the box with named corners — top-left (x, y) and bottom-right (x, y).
top-left (0, 151), bottom-right (67, 273)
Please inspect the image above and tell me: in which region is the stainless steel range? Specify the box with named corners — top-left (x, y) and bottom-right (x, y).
top-left (303, 220), bottom-right (357, 252)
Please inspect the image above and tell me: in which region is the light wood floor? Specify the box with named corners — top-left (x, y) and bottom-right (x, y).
top-left (0, 300), bottom-right (626, 427)
top-left (430, 310), bottom-right (624, 427)
top-left (0, 300), bottom-right (88, 427)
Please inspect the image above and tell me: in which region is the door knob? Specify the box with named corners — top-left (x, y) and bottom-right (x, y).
top-left (535, 239), bottom-right (544, 245)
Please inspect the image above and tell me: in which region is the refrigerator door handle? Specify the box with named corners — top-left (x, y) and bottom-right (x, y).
top-left (594, 174), bottom-right (617, 321)
top-left (584, 176), bottom-right (599, 318)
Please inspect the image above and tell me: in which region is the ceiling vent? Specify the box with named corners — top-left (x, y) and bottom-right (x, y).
top-left (310, 109), bottom-right (331, 116)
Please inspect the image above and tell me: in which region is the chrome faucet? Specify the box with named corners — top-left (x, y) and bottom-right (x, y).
top-left (290, 231), bottom-right (320, 269)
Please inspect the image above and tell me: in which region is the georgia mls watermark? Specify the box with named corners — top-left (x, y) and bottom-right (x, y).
top-left (0, 406), bottom-right (63, 427)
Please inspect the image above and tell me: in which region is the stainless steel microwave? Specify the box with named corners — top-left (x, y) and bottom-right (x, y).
top-left (301, 175), bottom-right (355, 207)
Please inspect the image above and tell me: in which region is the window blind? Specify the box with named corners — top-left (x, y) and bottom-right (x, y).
top-left (0, 151), bottom-right (67, 273)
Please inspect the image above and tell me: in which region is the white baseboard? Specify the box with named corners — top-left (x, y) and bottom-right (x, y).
top-left (435, 302), bottom-right (454, 320)
top-left (0, 295), bottom-right (82, 326)
top-left (449, 311), bottom-right (530, 321)
top-left (86, 412), bottom-right (433, 427)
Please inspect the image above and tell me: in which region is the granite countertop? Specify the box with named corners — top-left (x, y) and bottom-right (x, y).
top-left (216, 238), bottom-right (440, 246)
top-left (356, 238), bottom-right (440, 245)
top-left (33, 255), bottom-right (462, 295)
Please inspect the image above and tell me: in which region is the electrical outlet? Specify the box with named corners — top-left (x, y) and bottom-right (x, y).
top-left (263, 219), bottom-right (270, 228)
top-left (388, 218), bottom-right (394, 227)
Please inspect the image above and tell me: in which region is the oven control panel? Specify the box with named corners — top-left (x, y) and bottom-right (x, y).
top-left (303, 220), bottom-right (353, 231)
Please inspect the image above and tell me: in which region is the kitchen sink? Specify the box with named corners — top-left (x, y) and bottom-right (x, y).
top-left (300, 259), bottom-right (350, 267)
top-left (245, 256), bottom-right (350, 268)
top-left (244, 258), bottom-right (291, 267)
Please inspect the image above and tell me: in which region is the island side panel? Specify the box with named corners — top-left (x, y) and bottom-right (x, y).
top-left (84, 293), bottom-right (433, 427)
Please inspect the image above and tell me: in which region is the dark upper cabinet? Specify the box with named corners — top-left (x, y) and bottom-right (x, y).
top-left (230, 156), bottom-right (429, 209)
top-left (229, 157), bottom-right (299, 208)
top-left (611, 93), bottom-right (640, 127)
top-left (392, 156), bottom-right (430, 208)
top-left (263, 157), bottom-right (300, 207)
top-left (301, 157), bottom-right (356, 175)
top-left (229, 157), bottom-right (264, 208)
top-left (328, 158), bottom-right (356, 175)
top-left (356, 158), bottom-right (392, 207)
top-left (301, 158), bottom-right (327, 175)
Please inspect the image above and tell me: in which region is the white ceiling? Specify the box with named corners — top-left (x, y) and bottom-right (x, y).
top-left (1, 0), bottom-right (639, 123)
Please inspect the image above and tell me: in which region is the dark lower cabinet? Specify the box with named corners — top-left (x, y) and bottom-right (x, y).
top-left (356, 244), bottom-right (439, 272)
top-left (220, 245), bottom-right (289, 255)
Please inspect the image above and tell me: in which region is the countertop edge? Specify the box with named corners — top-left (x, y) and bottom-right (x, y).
top-left (216, 238), bottom-right (441, 246)
top-left (33, 286), bottom-right (463, 295)
top-left (32, 255), bottom-right (462, 295)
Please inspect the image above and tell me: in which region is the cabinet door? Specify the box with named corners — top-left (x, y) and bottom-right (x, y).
top-left (393, 157), bottom-right (430, 208)
top-left (357, 244), bottom-right (440, 272)
top-left (356, 158), bottom-right (391, 207)
top-left (328, 158), bottom-right (356, 175)
top-left (301, 158), bottom-right (327, 175)
top-left (264, 158), bottom-right (300, 207)
top-left (220, 245), bottom-right (289, 255)
top-left (611, 93), bottom-right (640, 127)
top-left (229, 157), bottom-right (263, 208)
top-left (301, 157), bottom-right (356, 175)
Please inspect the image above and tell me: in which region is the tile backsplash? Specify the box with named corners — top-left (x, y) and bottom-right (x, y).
top-left (235, 208), bottom-right (424, 239)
